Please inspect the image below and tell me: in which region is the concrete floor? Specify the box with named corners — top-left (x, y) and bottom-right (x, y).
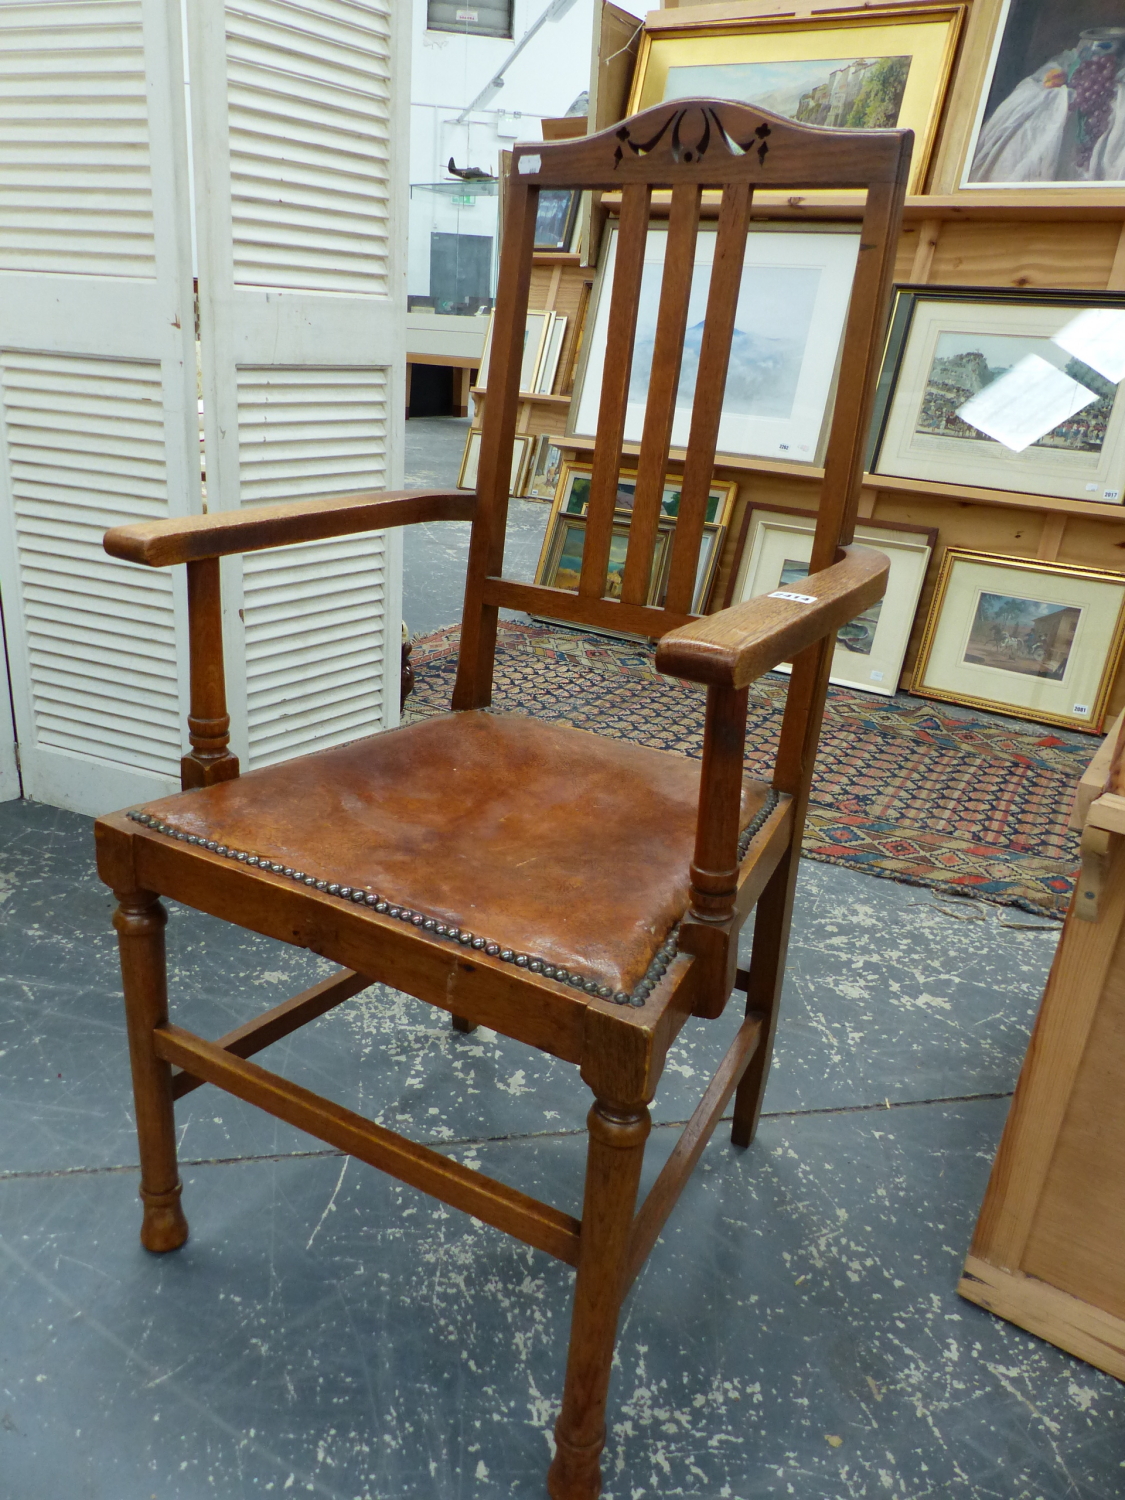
top-left (2, 416), bottom-right (1122, 1499)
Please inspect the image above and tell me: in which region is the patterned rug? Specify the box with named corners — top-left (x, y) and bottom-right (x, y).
top-left (405, 622), bottom-right (1091, 916)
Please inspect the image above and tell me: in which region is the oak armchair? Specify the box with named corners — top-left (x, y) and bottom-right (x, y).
top-left (96, 100), bottom-right (910, 1499)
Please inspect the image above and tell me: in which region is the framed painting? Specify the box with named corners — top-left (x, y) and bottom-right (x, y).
top-left (570, 224), bottom-right (861, 465)
top-left (961, 0), bottom-right (1125, 186)
top-left (912, 549), bottom-right (1125, 729)
top-left (457, 428), bottom-right (531, 493)
top-left (628, 5), bottom-right (966, 196)
top-left (534, 188), bottom-right (580, 251)
top-left (730, 505), bottom-right (936, 695)
top-left (870, 286), bottom-right (1125, 503)
top-left (653, 521), bottom-right (724, 615)
top-left (524, 435), bottom-right (564, 500)
top-left (555, 463), bottom-right (738, 528)
top-left (537, 515), bottom-right (670, 604)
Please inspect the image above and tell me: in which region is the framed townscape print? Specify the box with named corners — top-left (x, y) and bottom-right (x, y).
top-left (534, 188), bottom-right (580, 251)
top-left (962, 0), bottom-right (1125, 186)
top-left (570, 224), bottom-right (861, 464)
top-left (457, 429), bottom-right (531, 493)
top-left (730, 505), bottom-right (936, 694)
top-left (524, 436), bottom-right (564, 500)
top-left (554, 463), bottom-right (737, 528)
top-left (870, 286), bottom-right (1125, 503)
top-left (628, 5), bottom-right (965, 195)
top-left (913, 549), bottom-right (1125, 729)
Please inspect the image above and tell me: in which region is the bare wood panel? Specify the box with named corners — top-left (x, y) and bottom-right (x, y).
top-left (928, 221), bottom-right (1122, 290)
top-left (1021, 940), bottom-right (1125, 1320)
top-left (959, 1256), bottom-right (1125, 1383)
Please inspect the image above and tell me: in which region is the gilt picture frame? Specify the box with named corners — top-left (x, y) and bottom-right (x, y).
top-left (554, 462), bottom-right (737, 529)
top-left (537, 516), bottom-right (671, 605)
top-left (730, 504), bottom-right (936, 695)
top-left (869, 286), bottom-right (1125, 503)
top-left (912, 549), bottom-right (1125, 729)
top-left (570, 224), bottom-right (861, 466)
top-left (628, 5), bottom-right (966, 196)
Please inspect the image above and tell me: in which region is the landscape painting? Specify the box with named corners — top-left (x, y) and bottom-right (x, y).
top-left (629, 262), bottom-right (822, 422)
top-left (664, 55), bottom-right (912, 129)
top-left (778, 559), bottom-right (882, 653)
top-left (915, 330), bottom-right (1115, 452)
top-left (963, 590), bottom-right (1081, 679)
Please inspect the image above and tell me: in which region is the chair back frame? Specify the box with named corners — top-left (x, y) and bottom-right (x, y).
top-left (452, 99), bottom-right (912, 712)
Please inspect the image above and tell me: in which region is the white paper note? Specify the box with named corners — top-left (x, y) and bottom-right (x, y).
top-left (956, 354), bottom-right (1097, 453)
top-left (1052, 308), bottom-right (1125, 384)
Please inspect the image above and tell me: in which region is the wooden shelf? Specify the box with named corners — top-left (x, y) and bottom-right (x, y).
top-left (472, 388), bottom-right (571, 405)
top-left (532, 251), bottom-right (583, 264)
top-left (556, 434), bottom-right (1125, 519)
top-left (597, 189), bottom-right (1125, 223)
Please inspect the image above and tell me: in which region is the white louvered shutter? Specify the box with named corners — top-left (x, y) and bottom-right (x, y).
top-left (0, 0), bottom-right (199, 813)
top-left (187, 0), bottom-right (407, 770)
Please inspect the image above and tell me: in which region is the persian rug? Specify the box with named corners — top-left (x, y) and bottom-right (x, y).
top-left (405, 621), bottom-right (1091, 915)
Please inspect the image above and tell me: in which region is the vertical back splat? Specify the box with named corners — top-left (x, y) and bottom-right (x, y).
top-left (620, 183), bottom-right (701, 607)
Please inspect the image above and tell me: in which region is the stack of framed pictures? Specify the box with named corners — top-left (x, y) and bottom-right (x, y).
top-left (457, 430), bottom-right (532, 493)
top-left (477, 308), bottom-right (569, 396)
top-left (534, 464), bottom-right (737, 621)
top-left (729, 505), bottom-right (936, 696)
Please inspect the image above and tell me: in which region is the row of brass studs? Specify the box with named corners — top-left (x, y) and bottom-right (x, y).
top-left (127, 811), bottom-right (655, 1006)
top-left (126, 788), bottom-right (779, 1011)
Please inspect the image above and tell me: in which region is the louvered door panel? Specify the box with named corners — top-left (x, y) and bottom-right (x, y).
top-left (0, 351), bottom-right (179, 778)
top-left (0, 0), bottom-right (157, 278)
top-left (226, 0), bottom-right (391, 294)
top-left (0, 0), bottom-right (197, 814)
top-left (237, 366), bottom-right (390, 767)
top-left (190, 0), bottom-right (407, 774)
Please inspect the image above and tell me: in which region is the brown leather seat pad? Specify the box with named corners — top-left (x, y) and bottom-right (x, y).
top-left (138, 712), bottom-right (767, 994)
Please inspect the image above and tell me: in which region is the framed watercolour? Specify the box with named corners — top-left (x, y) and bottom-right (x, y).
top-left (457, 429), bottom-right (531, 493)
top-left (961, 0), bottom-right (1125, 186)
top-left (554, 463), bottom-right (737, 529)
top-left (912, 549), bottom-right (1125, 730)
top-left (870, 286), bottom-right (1125, 503)
top-left (730, 505), bottom-right (935, 695)
top-left (570, 224), bottom-right (861, 465)
top-left (628, 5), bottom-right (965, 196)
top-left (524, 436), bottom-right (564, 500)
top-left (534, 188), bottom-right (580, 251)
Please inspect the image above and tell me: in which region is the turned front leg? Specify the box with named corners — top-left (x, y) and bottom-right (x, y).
top-left (113, 891), bottom-right (189, 1252)
top-left (548, 1098), bottom-right (650, 1500)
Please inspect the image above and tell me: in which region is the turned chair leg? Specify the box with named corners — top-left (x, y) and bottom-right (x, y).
top-left (113, 891), bottom-right (189, 1253)
top-left (548, 1097), bottom-right (650, 1500)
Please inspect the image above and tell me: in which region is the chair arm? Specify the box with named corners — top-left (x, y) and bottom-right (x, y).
top-left (655, 544), bottom-right (889, 689)
top-left (104, 488), bottom-right (475, 567)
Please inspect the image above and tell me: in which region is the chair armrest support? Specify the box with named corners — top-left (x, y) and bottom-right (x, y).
top-left (654, 545), bottom-right (890, 689)
top-left (104, 488), bottom-right (475, 567)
